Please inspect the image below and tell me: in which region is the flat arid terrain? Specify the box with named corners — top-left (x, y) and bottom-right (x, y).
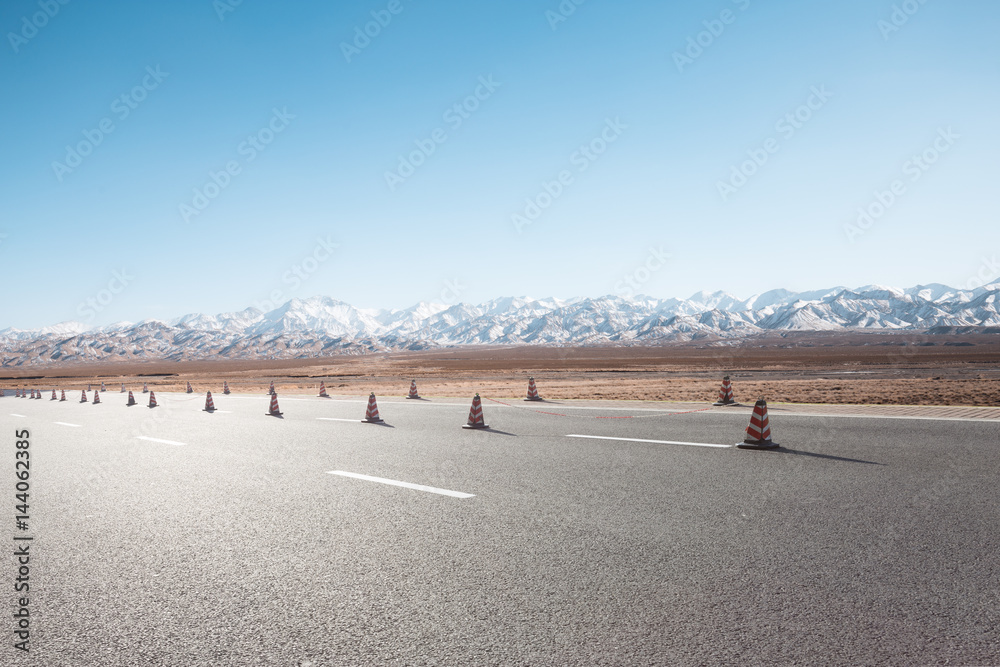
top-left (4, 332), bottom-right (998, 406)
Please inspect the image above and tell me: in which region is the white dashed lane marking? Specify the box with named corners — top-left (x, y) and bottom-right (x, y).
top-left (136, 436), bottom-right (187, 447)
top-left (566, 434), bottom-right (731, 449)
top-left (327, 471), bottom-right (475, 498)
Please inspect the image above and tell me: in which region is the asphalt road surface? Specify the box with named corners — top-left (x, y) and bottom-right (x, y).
top-left (4, 390), bottom-right (999, 665)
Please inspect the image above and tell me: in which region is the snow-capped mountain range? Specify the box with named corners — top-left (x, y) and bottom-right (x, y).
top-left (2, 282), bottom-right (999, 365)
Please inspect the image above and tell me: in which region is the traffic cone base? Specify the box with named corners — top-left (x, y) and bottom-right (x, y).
top-left (736, 439), bottom-right (779, 450)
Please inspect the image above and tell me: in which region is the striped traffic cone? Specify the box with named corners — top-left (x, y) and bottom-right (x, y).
top-left (121, 383), bottom-right (126, 393)
top-left (362, 393), bottom-right (383, 423)
top-left (29, 389), bottom-right (35, 399)
top-left (267, 392), bottom-right (282, 416)
top-left (88, 384), bottom-right (92, 391)
top-left (93, 390), bottom-right (101, 405)
top-left (101, 382), bottom-right (106, 392)
top-left (203, 391), bottom-right (216, 413)
top-left (738, 400), bottom-right (778, 449)
top-left (51, 389), bottom-right (57, 400)
top-left (713, 376), bottom-right (737, 406)
top-left (142, 383), bottom-right (148, 393)
top-left (406, 380), bottom-right (419, 399)
top-left (127, 391), bottom-right (136, 407)
top-left (186, 382), bottom-right (193, 394)
top-left (223, 381), bottom-right (231, 395)
top-left (319, 381), bottom-right (329, 398)
top-left (80, 390), bottom-right (88, 403)
top-left (525, 377), bottom-right (542, 402)
top-left (60, 390), bottom-right (66, 402)
top-left (462, 394), bottom-right (489, 429)
top-left (148, 391), bottom-right (158, 408)
top-left (268, 381), bottom-right (275, 395)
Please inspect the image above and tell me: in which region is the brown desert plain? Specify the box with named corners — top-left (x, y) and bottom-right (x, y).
top-left (3, 332), bottom-right (999, 406)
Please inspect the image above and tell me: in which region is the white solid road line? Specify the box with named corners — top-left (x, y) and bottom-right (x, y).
top-left (54, 422), bottom-right (81, 428)
top-left (566, 434), bottom-right (731, 449)
top-left (136, 436), bottom-right (187, 447)
top-left (317, 417), bottom-right (363, 423)
top-left (10, 414), bottom-right (27, 418)
top-left (328, 471), bottom-right (475, 499)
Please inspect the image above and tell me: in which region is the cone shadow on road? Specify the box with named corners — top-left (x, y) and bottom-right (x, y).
top-left (767, 447), bottom-right (883, 465)
top-left (480, 428), bottom-right (517, 436)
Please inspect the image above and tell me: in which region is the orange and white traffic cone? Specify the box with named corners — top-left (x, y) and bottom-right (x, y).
top-left (186, 382), bottom-right (193, 394)
top-left (101, 382), bottom-right (106, 392)
top-left (148, 391), bottom-right (158, 408)
top-left (127, 391), bottom-right (136, 407)
top-left (319, 381), bottom-right (329, 398)
top-left (738, 400), bottom-right (778, 449)
top-left (29, 389), bottom-right (35, 399)
top-left (80, 390), bottom-right (88, 403)
top-left (142, 383), bottom-right (148, 393)
top-left (406, 380), bottom-right (419, 399)
top-left (362, 393), bottom-right (383, 423)
top-left (713, 376), bottom-right (737, 406)
top-left (203, 391), bottom-right (216, 412)
top-left (463, 394), bottom-right (489, 429)
top-left (93, 390), bottom-right (101, 405)
top-left (51, 389), bottom-right (57, 400)
top-left (268, 381), bottom-right (275, 395)
top-left (525, 377), bottom-right (542, 401)
top-left (60, 390), bottom-right (66, 402)
top-left (267, 392), bottom-right (282, 416)
top-left (223, 381), bottom-right (231, 395)
top-left (121, 383), bottom-right (126, 393)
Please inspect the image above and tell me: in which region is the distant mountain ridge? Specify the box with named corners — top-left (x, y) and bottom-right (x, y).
top-left (2, 282), bottom-right (999, 366)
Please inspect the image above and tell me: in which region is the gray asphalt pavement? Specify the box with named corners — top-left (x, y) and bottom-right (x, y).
top-left (5, 391), bottom-right (1000, 665)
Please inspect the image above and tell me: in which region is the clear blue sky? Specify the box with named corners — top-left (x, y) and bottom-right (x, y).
top-left (1, 0), bottom-right (998, 328)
